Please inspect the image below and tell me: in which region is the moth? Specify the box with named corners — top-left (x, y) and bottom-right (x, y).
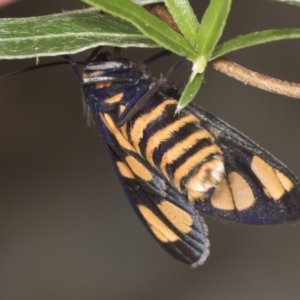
top-left (80, 49), bottom-right (300, 267)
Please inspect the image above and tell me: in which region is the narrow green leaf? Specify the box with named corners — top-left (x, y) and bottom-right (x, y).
top-left (177, 73), bottom-right (204, 110)
top-left (0, 8), bottom-right (159, 59)
top-left (197, 0), bottom-right (231, 58)
top-left (82, 0), bottom-right (198, 61)
top-left (212, 28), bottom-right (300, 60)
top-left (177, 0), bottom-right (231, 109)
top-left (164, 0), bottom-right (199, 45)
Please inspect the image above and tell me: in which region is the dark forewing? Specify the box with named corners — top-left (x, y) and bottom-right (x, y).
top-left (90, 105), bottom-right (210, 267)
top-left (186, 104), bottom-right (300, 224)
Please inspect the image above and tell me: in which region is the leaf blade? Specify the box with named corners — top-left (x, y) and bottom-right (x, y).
top-left (212, 28), bottom-right (300, 59)
top-left (196, 0), bottom-right (231, 58)
top-left (164, 0), bottom-right (199, 45)
top-left (177, 73), bottom-right (204, 109)
top-left (0, 8), bottom-right (159, 59)
top-left (82, 0), bottom-right (198, 60)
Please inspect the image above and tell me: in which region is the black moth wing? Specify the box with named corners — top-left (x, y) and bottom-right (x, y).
top-left (186, 103), bottom-right (300, 224)
top-left (84, 89), bottom-right (210, 267)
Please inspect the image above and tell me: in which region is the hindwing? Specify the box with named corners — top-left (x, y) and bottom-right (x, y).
top-left (186, 104), bottom-right (300, 224)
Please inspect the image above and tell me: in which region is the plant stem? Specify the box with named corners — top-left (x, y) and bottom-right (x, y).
top-left (210, 57), bottom-right (300, 98)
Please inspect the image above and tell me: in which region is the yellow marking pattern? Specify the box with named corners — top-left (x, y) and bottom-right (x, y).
top-left (158, 201), bottom-right (193, 234)
top-left (138, 205), bottom-right (180, 242)
top-left (120, 124), bottom-right (128, 140)
top-left (105, 93), bottom-right (123, 104)
top-left (275, 169), bottom-right (294, 192)
top-left (119, 104), bottom-right (126, 115)
top-left (173, 144), bottom-right (222, 190)
top-left (160, 130), bottom-right (214, 177)
top-left (100, 113), bottom-right (135, 152)
top-left (146, 114), bottom-right (200, 165)
top-left (263, 187), bottom-right (272, 198)
top-left (116, 161), bottom-right (135, 179)
top-left (96, 81), bottom-right (111, 89)
top-left (150, 227), bottom-right (170, 243)
top-left (125, 156), bottom-right (152, 181)
top-left (130, 99), bottom-right (177, 153)
top-left (229, 172), bottom-right (255, 210)
top-left (210, 130), bottom-right (220, 139)
top-left (118, 105), bottom-right (128, 139)
top-left (211, 178), bottom-right (235, 210)
top-left (251, 156), bottom-right (285, 200)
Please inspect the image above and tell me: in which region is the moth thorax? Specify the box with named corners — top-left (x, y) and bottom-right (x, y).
top-left (187, 157), bottom-right (225, 202)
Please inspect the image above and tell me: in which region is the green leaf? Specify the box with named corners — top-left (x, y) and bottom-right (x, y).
top-left (178, 0), bottom-right (231, 109)
top-left (212, 28), bottom-right (300, 60)
top-left (196, 0), bottom-right (231, 58)
top-left (164, 0), bottom-right (199, 45)
top-left (82, 0), bottom-right (198, 61)
top-left (0, 8), bottom-right (159, 59)
top-left (177, 73), bottom-right (204, 110)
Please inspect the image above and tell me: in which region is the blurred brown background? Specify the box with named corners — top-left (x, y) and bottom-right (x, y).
top-left (1, 0), bottom-right (300, 299)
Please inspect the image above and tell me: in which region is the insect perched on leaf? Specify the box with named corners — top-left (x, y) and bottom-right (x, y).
top-left (2, 48), bottom-right (300, 268)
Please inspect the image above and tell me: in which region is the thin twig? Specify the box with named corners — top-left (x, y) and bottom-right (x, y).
top-left (145, 3), bottom-right (300, 99)
top-left (209, 57), bottom-right (300, 98)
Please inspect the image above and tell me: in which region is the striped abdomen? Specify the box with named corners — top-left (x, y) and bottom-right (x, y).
top-left (125, 96), bottom-right (225, 202)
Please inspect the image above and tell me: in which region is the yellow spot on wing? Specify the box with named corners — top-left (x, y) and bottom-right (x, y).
top-left (116, 161), bottom-right (135, 179)
top-left (146, 114), bottom-right (200, 165)
top-left (96, 81), bottom-right (111, 89)
top-left (125, 156), bottom-right (152, 181)
top-left (138, 205), bottom-right (180, 242)
top-left (251, 156), bottom-right (285, 200)
top-left (210, 130), bottom-right (220, 139)
top-left (130, 99), bottom-right (177, 153)
top-left (211, 178), bottom-right (235, 210)
top-left (119, 105), bottom-right (126, 115)
top-left (229, 172), bottom-right (255, 210)
top-left (100, 113), bottom-right (135, 152)
top-left (275, 169), bottom-right (294, 192)
top-left (105, 93), bottom-right (123, 104)
top-left (120, 124), bottom-right (128, 140)
top-left (160, 130), bottom-right (214, 177)
top-left (263, 187), bottom-right (271, 198)
top-left (118, 105), bottom-right (128, 139)
top-left (173, 145), bottom-right (222, 190)
top-left (157, 201), bottom-right (193, 234)
top-left (150, 227), bottom-right (170, 243)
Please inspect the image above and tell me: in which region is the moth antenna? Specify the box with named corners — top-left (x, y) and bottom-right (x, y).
top-left (143, 50), bottom-right (171, 65)
top-left (0, 58), bottom-right (85, 82)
